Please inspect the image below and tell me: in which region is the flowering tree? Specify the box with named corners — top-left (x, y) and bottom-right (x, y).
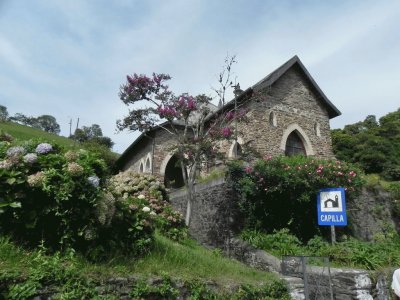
top-left (117, 58), bottom-right (244, 225)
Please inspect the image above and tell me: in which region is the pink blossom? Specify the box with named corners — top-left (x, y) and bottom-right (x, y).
top-left (221, 127), bottom-right (232, 138)
top-left (226, 111), bottom-right (235, 121)
top-left (244, 166), bottom-right (253, 174)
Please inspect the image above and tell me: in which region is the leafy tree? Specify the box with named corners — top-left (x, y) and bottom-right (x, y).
top-left (117, 57), bottom-right (243, 225)
top-left (332, 108), bottom-right (400, 180)
top-left (36, 115), bottom-right (61, 134)
top-left (0, 105), bottom-right (9, 122)
top-left (70, 124), bottom-right (114, 149)
top-left (9, 113), bottom-right (30, 125)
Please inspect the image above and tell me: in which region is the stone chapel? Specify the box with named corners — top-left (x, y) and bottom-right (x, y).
top-left (117, 55), bottom-right (341, 187)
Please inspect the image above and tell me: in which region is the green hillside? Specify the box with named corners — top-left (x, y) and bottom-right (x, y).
top-left (0, 121), bottom-right (76, 148)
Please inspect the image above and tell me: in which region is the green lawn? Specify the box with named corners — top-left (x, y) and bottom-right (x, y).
top-left (0, 121), bottom-right (77, 149)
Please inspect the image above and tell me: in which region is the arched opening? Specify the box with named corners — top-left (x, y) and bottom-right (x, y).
top-left (285, 131), bottom-right (306, 156)
top-left (231, 141), bottom-right (242, 158)
top-left (145, 157), bottom-right (151, 172)
top-left (139, 162), bottom-right (144, 173)
top-left (164, 155), bottom-right (185, 189)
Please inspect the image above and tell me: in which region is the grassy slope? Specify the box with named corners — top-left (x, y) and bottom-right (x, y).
top-left (0, 121), bottom-right (77, 149)
top-left (0, 122), bottom-right (280, 292)
top-left (84, 234), bottom-right (276, 286)
top-left (0, 234), bottom-right (279, 289)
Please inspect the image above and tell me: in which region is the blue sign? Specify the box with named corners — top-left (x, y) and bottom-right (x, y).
top-left (317, 188), bottom-right (347, 226)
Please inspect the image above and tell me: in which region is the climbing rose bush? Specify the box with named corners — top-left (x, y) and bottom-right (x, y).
top-left (228, 156), bottom-right (365, 241)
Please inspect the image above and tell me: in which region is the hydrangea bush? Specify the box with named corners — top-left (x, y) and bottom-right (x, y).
top-left (0, 140), bottom-right (110, 252)
top-left (108, 170), bottom-right (187, 241)
top-left (0, 136), bottom-right (188, 256)
top-left (228, 156), bottom-right (365, 241)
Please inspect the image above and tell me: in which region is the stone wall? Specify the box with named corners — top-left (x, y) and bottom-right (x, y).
top-left (170, 180), bottom-right (397, 299)
top-left (229, 65), bottom-right (335, 160)
top-left (169, 178), bottom-right (242, 248)
top-left (348, 186), bottom-right (397, 241)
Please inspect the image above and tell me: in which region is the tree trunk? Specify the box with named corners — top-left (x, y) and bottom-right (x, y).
top-left (181, 162), bottom-right (197, 226)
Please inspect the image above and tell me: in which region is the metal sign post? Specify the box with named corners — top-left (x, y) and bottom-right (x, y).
top-left (317, 188), bottom-right (347, 244)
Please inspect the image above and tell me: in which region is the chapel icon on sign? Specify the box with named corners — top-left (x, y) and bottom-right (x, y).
top-left (320, 191), bottom-right (342, 212)
top-left (324, 195), bottom-right (339, 208)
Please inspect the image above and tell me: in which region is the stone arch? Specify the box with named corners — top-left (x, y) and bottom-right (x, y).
top-left (145, 153), bottom-right (152, 172)
top-left (139, 159), bottom-right (144, 173)
top-left (162, 154), bottom-right (185, 189)
top-left (269, 111), bottom-right (277, 127)
top-left (229, 137), bottom-right (244, 158)
top-left (280, 123), bottom-right (314, 156)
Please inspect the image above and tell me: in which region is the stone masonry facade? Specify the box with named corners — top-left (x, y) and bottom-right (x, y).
top-left (232, 64), bottom-right (334, 159)
top-left (118, 56), bottom-right (339, 179)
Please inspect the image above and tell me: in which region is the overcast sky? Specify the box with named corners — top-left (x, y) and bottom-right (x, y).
top-left (1, 0), bottom-right (399, 153)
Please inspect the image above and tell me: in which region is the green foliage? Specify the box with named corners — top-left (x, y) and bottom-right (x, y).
top-left (242, 230), bottom-right (400, 270)
top-left (228, 156), bottom-right (364, 240)
top-left (3, 242), bottom-right (99, 300)
top-left (241, 229), bottom-right (303, 256)
top-left (109, 170), bottom-right (187, 242)
top-left (0, 140), bottom-right (154, 257)
top-left (130, 275), bottom-right (179, 299)
top-left (0, 235), bottom-right (288, 299)
top-left (332, 109), bottom-right (400, 180)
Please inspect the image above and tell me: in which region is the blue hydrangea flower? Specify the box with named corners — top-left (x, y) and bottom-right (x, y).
top-left (35, 143), bottom-right (53, 154)
top-left (6, 146), bottom-right (25, 157)
top-left (88, 175), bottom-right (100, 187)
top-left (23, 153), bottom-right (38, 164)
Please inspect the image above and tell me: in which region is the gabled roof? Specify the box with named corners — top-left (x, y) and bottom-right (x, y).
top-left (252, 55), bottom-right (341, 118)
top-left (217, 55), bottom-right (341, 119)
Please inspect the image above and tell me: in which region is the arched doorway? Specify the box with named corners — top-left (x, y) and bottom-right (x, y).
top-left (285, 131), bottom-right (306, 156)
top-left (164, 155), bottom-right (185, 189)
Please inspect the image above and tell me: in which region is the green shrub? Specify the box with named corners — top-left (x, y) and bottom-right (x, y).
top-left (228, 156), bottom-right (364, 240)
top-left (108, 170), bottom-right (187, 241)
top-left (0, 140), bottom-right (155, 257)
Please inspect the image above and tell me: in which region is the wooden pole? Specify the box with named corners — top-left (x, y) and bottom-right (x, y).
top-left (330, 225), bottom-right (336, 244)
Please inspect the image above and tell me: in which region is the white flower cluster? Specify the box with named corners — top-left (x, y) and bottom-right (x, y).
top-left (6, 146), bottom-right (25, 157)
top-left (27, 171), bottom-right (45, 187)
top-left (109, 170), bottom-right (165, 199)
top-left (67, 162), bottom-right (84, 176)
top-left (35, 143), bottom-right (53, 154)
top-left (96, 192), bottom-right (116, 226)
top-left (64, 150), bottom-right (79, 162)
top-left (23, 153), bottom-right (38, 164)
top-left (88, 175), bottom-right (100, 187)
top-left (0, 160), bottom-right (13, 170)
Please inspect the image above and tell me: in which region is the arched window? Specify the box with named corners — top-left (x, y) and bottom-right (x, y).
top-left (232, 141), bottom-right (242, 158)
top-left (145, 157), bottom-right (151, 172)
top-left (269, 111), bottom-right (277, 127)
top-left (139, 162), bottom-right (144, 173)
top-left (285, 131), bottom-right (306, 156)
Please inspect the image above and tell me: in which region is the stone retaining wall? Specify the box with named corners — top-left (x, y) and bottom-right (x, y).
top-left (169, 180), bottom-right (396, 299)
